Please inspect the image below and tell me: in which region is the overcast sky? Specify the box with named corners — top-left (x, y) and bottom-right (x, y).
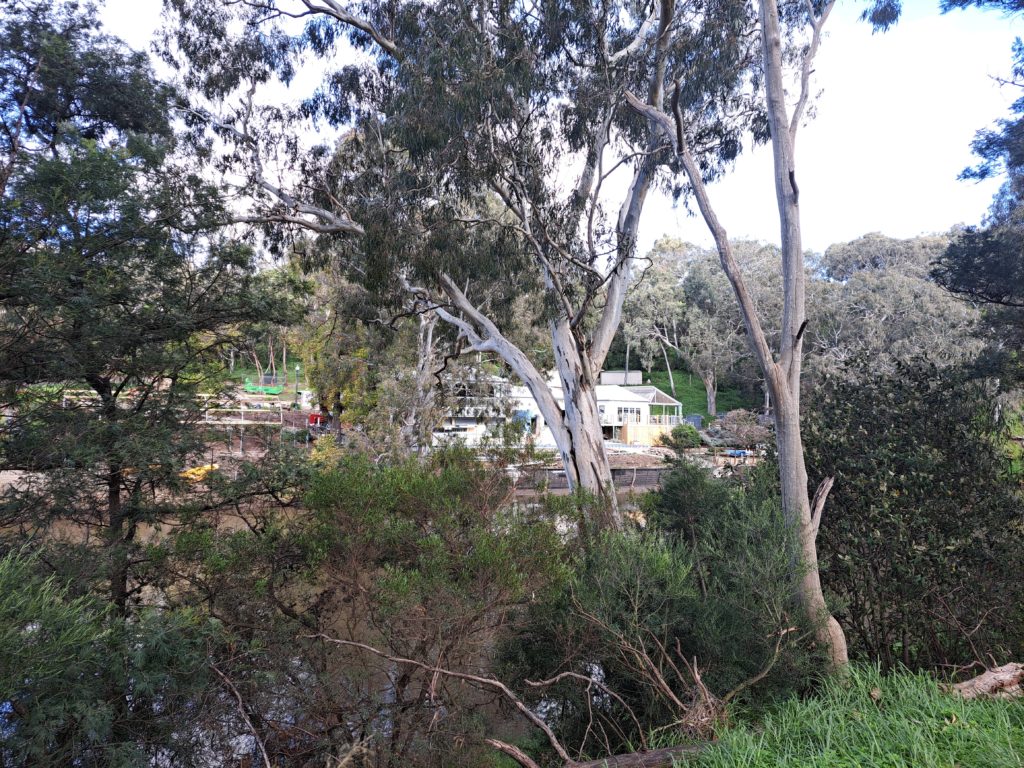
top-left (102, 0), bottom-right (1023, 254)
top-left (640, 2), bottom-right (1024, 252)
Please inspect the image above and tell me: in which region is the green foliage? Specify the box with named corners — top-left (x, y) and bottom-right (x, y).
top-left (0, 0), bottom-right (305, 602)
top-left (649, 462), bottom-right (816, 697)
top-left (805, 360), bottom-right (1024, 669)
top-left (504, 469), bottom-right (814, 760)
top-left (0, 550), bottom-right (227, 768)
top-left (662, 423), bottom-right (702, 451)
top-left (692, 665), bottom-right (1024, 768)
top-left (168, 448), bottom-right (570, 766)
top-left (302, 449), bottom-right (568, 613)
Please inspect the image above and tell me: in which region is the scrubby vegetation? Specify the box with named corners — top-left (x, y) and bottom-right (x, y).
top-left (3, 0), bottom-right (1024, 766)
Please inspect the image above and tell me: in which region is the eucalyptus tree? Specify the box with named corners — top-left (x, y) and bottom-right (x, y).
top-left (162, 0), bottom-right (762, 526)
top-left (623, 0), bottom-right (905, 668)
top-left (931, 0), bottom-right (1024, 365)
top-left (809, 233), bottom-right (981, 384)
top-left (620, 238), bottom-right (690, 394)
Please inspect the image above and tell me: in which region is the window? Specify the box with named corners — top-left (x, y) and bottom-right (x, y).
top-left (617, 406), bottom-right (641, 424)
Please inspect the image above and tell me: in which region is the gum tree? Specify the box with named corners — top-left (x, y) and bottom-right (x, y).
top-left (162, 0), bottom-right (763, 526)
top-left (625, 0), bottom-right (904, 667)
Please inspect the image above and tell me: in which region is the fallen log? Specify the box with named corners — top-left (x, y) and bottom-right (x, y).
top-left (951, 663), bottom-right (1024, 700)
top-left (572, 742), bottom-right (709, 767)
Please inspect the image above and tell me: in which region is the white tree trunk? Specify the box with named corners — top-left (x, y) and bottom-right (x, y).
top-left (432, 276), bottom-right (623, 529)
top-left (625, 0), bottom-right (848, 669)
top-left (701, 371), bottom-right (716, 417)
top-left (758, 0), bottom-right (847, 670)
top-left (400, 312), bottom-right (438, 452)
top-left (551, 318), bottom-right (622, 529)
top-left (660, 342), bottom-right (676, 398)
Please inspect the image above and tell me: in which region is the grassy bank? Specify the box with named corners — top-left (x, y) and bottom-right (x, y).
top-left (643, 369), bottom-right (757, 421)
top-left (692, 665), bottom-right (1024, 768)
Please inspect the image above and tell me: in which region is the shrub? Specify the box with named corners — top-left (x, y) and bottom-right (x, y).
top-left (503, 466), bottom-right (816, 760)
top-left (662, 422), bottom-right (702, 451)
top-left (805, 360), bottom-right (1024, 669)
top-left (0, 551), bottom-right (227, 768)
top-left (171, 447), bottom-right (570, 768)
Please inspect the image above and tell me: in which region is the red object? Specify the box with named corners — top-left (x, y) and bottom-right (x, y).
top-left (308, 413), bottom-right (326, 427)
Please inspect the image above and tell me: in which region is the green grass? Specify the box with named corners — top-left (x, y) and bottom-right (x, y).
top-left (643, 369), bottom-right (756, 421)
top-left (690, 665), bottom-right (1024, 768)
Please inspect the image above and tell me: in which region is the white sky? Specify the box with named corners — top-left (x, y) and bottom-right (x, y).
top-left (102, 0), bottom-right (1024, 254)
top-left (640, 1), bottom-right (1024, 252)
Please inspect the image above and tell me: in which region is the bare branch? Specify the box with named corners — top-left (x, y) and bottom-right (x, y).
top-left (307, 634), bottom-right (576, 765)
top-left (607, 10), bottom-right (658, 64)
top-left (809, 475), bottom-right (834, 539)
top-left (184, 105), bottom-right (365, 236)
top-left (789, 0), bottom-right (836, 145)
top-left (300, 0), bottom-right (400, 56)
top-left (209, 663), bottom-right (272, 768)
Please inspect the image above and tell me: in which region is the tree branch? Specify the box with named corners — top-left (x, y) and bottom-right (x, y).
top-left (809, 475), bottom-right (834, 539)
top-left (209, 662), bottom-right (273, 768)
top-left (300, 0), bottom-right (400, 56)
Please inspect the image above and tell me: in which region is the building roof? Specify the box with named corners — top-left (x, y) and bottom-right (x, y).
top-left (622, 385), bottom-right (682, 407)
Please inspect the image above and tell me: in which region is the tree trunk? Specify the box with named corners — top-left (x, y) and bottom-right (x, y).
top-left (107, 465), bottom-right (130, 616)
top-left (660, 341), bottom-right (676, 397)
top-left (551, 318), bottom-right (622, 529)
top-left (701, 371), bottom-right (716, 417)
top-left (758, 0), bottom-right (848, 670)
top-left (400, 312), bottom-right (438, 452)
top-left (773, 384), bottom-right (847, 668)
top-left (434, 276), bottom-right (622, 530)
top-left (624, 340), bottom-right (631, 381)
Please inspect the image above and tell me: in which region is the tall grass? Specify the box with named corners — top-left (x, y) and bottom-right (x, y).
top-left (691, 665), bottom-right (1024, 768)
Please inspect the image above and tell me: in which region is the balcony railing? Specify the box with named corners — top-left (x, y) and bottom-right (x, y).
top-left (648, 414), bottom-right (685, 426)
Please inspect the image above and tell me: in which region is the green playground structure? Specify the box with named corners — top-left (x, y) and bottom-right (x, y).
top-left (243, 379), bottom-right (284, 395)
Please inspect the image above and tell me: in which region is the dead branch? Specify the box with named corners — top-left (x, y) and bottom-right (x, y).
top-left (809, 475), bottom-right (833, 539)
top-left (308, 634), bottom-right (711, 768)
top-left (950, 663), bottom-right (1024, 700)
top-left (209, 662), bottom-right (273, 768)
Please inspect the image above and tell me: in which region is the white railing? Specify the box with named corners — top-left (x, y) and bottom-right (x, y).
top-left (649, 414), bottom-right (685, 426)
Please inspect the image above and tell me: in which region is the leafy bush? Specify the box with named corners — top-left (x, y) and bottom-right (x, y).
top-left (693, 665), bottom-right (1024, 768)
top-left (171, 447), bottom-right (570, 767)
top-left (662, 422), bottom-right (702, 451)
top-left (0, 551), bottom-right (227, 768)
top-left (503, 466), bottom-right (816, 760)
top-left (805, 360), bottom-right (1024, 669)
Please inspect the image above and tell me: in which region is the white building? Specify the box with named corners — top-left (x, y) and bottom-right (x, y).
top-left (508, 381), bottom-right (652, 446)
top-left (433, 373), bottom-right (685, 447)
top-left (598, 370), bottom-right (642, 386)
